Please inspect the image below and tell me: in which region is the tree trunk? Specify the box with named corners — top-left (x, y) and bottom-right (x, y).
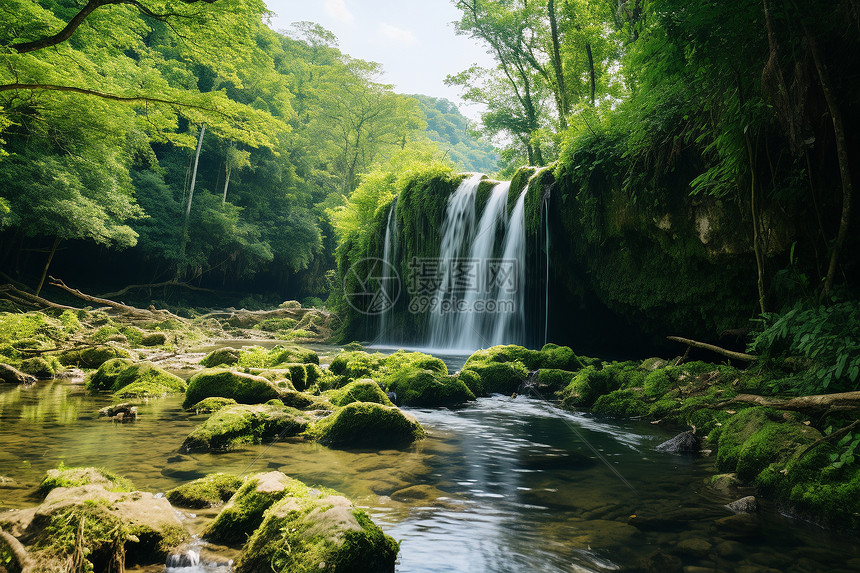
top-left (185, 123), bottom-right (205, 221)
top-left (548, 0), bottom-right (568, 129)
top-left (805, 30), bottom-right (853, 300)
top-left (586, 43), bottom-right (596, 106)
top-left (35, 237), bottom-right (60, 297)
top-left (222, 163), bottom-right (231, 204)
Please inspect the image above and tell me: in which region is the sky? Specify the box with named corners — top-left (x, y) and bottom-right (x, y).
top-left (264, 0), bottom-right (496, 119)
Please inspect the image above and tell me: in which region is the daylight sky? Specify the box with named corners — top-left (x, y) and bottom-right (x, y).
top-left (265, 0), bottom-right (496, 119)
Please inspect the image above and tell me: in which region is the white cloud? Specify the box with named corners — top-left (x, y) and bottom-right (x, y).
top-left (324, 0), bottom-right (354, 24)
top-left (379, 22), bottom-right (417, 45)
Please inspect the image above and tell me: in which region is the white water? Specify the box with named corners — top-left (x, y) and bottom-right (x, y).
top-left (427, 174), bottom-right (482, 347)
top-left (377, 199), bottom-right (398, 343)
top-left (490, 189), bottom-right (527, 346)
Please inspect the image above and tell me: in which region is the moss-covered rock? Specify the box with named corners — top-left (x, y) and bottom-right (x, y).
top-left (270, 345), bottom-right (319, 366)
top-left (280, 390), bottom-right (334, 411)
top-left (592, 389), bottom-right (650, 418)
top-left (384, 368), bottom-right (474, 407)
top-left (326, 379), bottom-right (393, 407)
top-left (19, 356), bottom-right (60, 378)
top-left (328, 351), bottom-right (388, 379)
top-left (183, 368), bottom-right (286, 409)
top-left (166, 473), bottom-right (244, 508)
top-left (538, 343), bottom-right (587, 370)
top-left (308, 402), bottom-right (424, 449)
top-left (59, 345), bottom-right (131, 368)
top-left (111, 362), bottom-right (187, 400)
top-left (181, 403), bottom-right (310, 452)
top-left (189, 396), bottom-right (238, 413)
top-left (200, 347), bottom-right (241, 367)
top-left (558, 364), bottom-right (639, 409)
top-left (536, 369), bottom-right (577, 393)
top-left (461, 361), bottom-right (529, 396)
top-left (204, 471), bottom-right (299, 544)
top-left (457, 369), bottom-right (483, 396)
top-left (85, 357), bottom-right (134, 390)
top-left (141, 332), bottom-right (168, 346)
top-left (235, 481), bottom-right (399, 573)
top-left (38, 466), bottom-right (134, 497)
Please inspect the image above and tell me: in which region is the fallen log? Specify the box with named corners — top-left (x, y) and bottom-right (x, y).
top-left (716, 391), bottom-right (860, 414)
top-left (0, 284), bottom-right (81, 311)
top-left (99, 280), bottom-right (216, 299)
top-left (667, 336), bottom-right (758, 363)
top-left (797, 419), bottom-right (860, 461)
top-left (47, 277), bottom-right (183, 322)
top-left (0, 528), bottom-right (35, 573)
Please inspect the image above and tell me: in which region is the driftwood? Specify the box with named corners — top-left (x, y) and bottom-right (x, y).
top-left (0, 283), bottom-right (81, 311)
top-left (47, 277), bottom-right (183, 322)
top-left (0, 528), bottom-right (34, 573)
top-left (716, 391), bottom-right (860, 414)
top-left (667, 336), bottom-right (758, 363)
top-left (201, 307), bottom-right (307, 328)
top-left (99, 280), bottom-right (215, 299)
top-left (797, 419), bottom-right (860, 461)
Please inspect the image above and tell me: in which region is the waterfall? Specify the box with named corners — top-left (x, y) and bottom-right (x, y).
top-left (450, 181), bottom-right (510, 349)
top-left (427, 174), bottom-right (482, 347)
top-left (490, 188), bottom-right (527, 346)
top-left (378, 199), bottom-right (398, 342)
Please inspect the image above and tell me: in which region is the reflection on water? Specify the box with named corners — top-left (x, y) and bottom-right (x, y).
top-left (1, 382), bottom-right (859, 572)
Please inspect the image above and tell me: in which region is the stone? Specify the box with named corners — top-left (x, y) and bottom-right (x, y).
top-left (636, 550), bottom-right (683, 573)
top-left (709, 473), bottom-right (742, 494)
top-left (200, 347), bottom-right (241, 368)
top-left (675, 537), bottom-right (712, 558)
top-left (141, 332), bottom-right (168, 346)
top-left (181, 403), bottom-right (310, 452)
top-left (183, 368), bottom-right (287, 408)
top-left (309, 402), bottom-right (425, 449)
top-left (656, 431), bottom-right (701, 453)
top-left (390, 484), bottom-right (447, 503)
top-left (714, 514), bottom-right (760, 539)
top-left (166, 473), bottom-right (244, 509)
top-left (98, 402), bottom-right (138, 421)
top-left (725, 495), bottom-right (757, 514)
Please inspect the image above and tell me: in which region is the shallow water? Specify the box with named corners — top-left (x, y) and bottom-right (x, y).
top-left (1, 377), bottom-right (859, 573)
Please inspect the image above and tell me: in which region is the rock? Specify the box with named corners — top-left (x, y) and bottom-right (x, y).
top-left (99, 402), bottom-right (138, 421)
top-left (713, 513), bottom-right (760, 539)
top-left (1, 483), bottom-right (187, 569)
top-left (141, 332), bottom-right (168, 346)
top-left (309, 402), bottom-right (424, 449)
top-left (384, 368), bottom-right (475, 407)
top-left (189, 396), bottom-right (238, 413)
top-left (19, 356), bottom-right (59, 379)
top-left (0, 475), bottom-right (17, 488)
top-left (279, 390), bottom-right (333, 411)
top-left (59, 345), bottom-right (131, 368)
top-left (636, 550), bottom-right (684, 573)
top-left (656, 431), bottom-right (701, 454)
top-left (0, 363), bottom-right (37, 385)
top-left (200, 347), bottom-right (241, 368)
top-left (675, 537), bottom-right (712, 558)
top-left (203, 471), bottom-right (297, 543)
top-left (38, 466), bottom-right (134, 497)
top-left (182, 368), bottom-right (287, 409)
top-left (640, 357), bottom-right (668, 371)
top-left (390, 484), bottom-right (446, 503)
top-left (725, 495), bottom-right (757, 514)
top-left (85, 357), bottom-right (136, 391)
top-left (713, 539), bottom-right (744, 559)
top-left (569, 519), bottom-right (641, 548)
top-left (709, 473), bottom-right (742, 494)
top-left (166, 473), bottom-right (244, 508)
top-left (268, 345), bottom-right (319, 366)
top-left (181, 403), bottom-right (310, 452)
top-left (111, 362), bottom-right (187, 399)
top-left (233, 477), bottom-right (398, 573)
top-left (327, 379), bottom-right (393, 407)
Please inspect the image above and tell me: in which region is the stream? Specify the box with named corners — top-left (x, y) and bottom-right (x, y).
top-left (1, 351), bottom-right (858, 572)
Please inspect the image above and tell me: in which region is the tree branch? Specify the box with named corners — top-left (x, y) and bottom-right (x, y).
top-left (667, 335), bottom-right (758, 362)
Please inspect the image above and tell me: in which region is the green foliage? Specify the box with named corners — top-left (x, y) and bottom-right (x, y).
top-left (750, 300), bottom-right (860, 394)
top-left (166, 473), bottom-right (244, 508)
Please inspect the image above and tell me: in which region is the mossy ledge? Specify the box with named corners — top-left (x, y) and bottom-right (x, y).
top-left (463, 343), bottom-right (860, 529)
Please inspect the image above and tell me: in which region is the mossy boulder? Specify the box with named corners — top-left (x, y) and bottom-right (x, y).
top-left (536, 369), bottom-right (577, 393)
top-left (189, 396), bottom-right (238, 413)
top-left (235, 482), bottom-right (399, 573)
top-left (183, 368), bottom-right (286, 409)
top-left (270, 345), bottom-right (319, 366)
top-left (111, 362), bottom-right (187, 400)
top-left (461, 361), bottom-right (528, 396)
top-left (200, 346), bottom-right (241, 367)
top-left (538, 343), bottom-right (586, 370)
top-left (204, 471), bottom-right (300, 544)
top-left (559, 366), bottom-right (620, 408)
top-left (280, 390), bottom-right (334, 411)
top-left (140, 332), bottom-right (168, 346)
top-left (59, 345), bottom-right (131, 368)
top-left (592, 389), bottom-right (649, 418)
top-left (328, 351), bottom-right (388, 379)
top-left (308, 402), bottom-right (424, 449)
top-left (38, 466), bottom-right (134, 497)
top-left (19, 356), bottom-right (60, 379)
top-left (181, 403), bottom-right (310, 452)
top-left (384, 368), bottom-right (474, 407)
top-left (85, 357), bottom-right (134, 391)
top-left (327, 379), bottom-right (393, 407)
top-left (166, 473), bottom-right (244, 508)
top-left (457, 369), bottom-right (483, 396)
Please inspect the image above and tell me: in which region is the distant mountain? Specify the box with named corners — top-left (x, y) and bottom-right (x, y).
top-left (411, 94), bottom-right (499, 174)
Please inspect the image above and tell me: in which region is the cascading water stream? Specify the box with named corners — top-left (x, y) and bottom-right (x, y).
top-left (490, 188), bottom-right (527, 346)
top-left (377, 199), bottom-right (398, 343)
top-left (427, 174), bottom-right (481, 348)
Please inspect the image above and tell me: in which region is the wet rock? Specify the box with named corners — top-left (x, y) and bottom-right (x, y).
top-left (20, 356), bottom-right (59, 379)
top-left (279, 390), bottom-right (333, 411)
top-left (189, 396), bottom-right (238, 413)
top-left (85, 357), bottom-right (135, 390)
top-left (709, 472), bottom-right (742, 494)
top-left (200, 347), bottom-right (240, 368)
top-left (0, 363), bottom-right (36, 385)
top-left (0, 475), bottom-right (17, 488)
top-left (234, 479), bottom-right (398, 573)
top-left (326, 378), bottom-right (393, 407)
top-left (38, 466), bottom-right (134, 497)
top-left (675, 537), bottom-right (712, 558)
top-left (99, 402), bottom-right (138, 421)
top-left (59, 345), bottom-right (131, 368)
top-left (309, 402), bottom-right (424, 449)
top-left (384, 368), bottom-right (475, 407)
top-left (725, 495), bottom-right (757, 514)
top-left (181, 403), bottom-right (310, 452)
top-left (390, 484), bottom-right (446, 503)
top-left (656, 431), bottom-right (700, 454)
top-left (570, 519), bottom-right (641, 548)
top-left (166, 473), bottom-right (244, 508)
top-left (111, 362), bottom-right (187, 400)
top-left (713, 539), bottom-right (744, 559)
top-left (714, 513), bottom-right (760, 539)
top-left (636, 550), bottom-right (683, 573)
top-left (204, 471), bottom-right (297, 543)
top-left (183, 368), bottom-right (287, 408)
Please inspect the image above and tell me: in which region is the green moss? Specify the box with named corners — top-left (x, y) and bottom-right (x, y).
top-left (204, 471), bottom-right (305, 544)
top-left (201, 347), bottom-right (241, 367)
top-left (328, 351), bottom-right (388, 379)
top-left (235, 488), bottom-right (399, 573)
top-left (383, 368), bottom-right (474, 407)
top-left (183, 368), bottom-right (283, 409)
top-left (308, 402), bottom-right (424, 449)
top-left (457, 369), bottom-right (483, 396)
top-left (592, 389), bottom-right (649, 418)
top-left (60, 345), bottom-right (131, 368)
top-left (270, 345), bottom-right (319, 366)
top-left (537, 369), bottom-right (577, 393)
top-left (20, 356), bottom-right (60, 378)
top-left (466, 361), bottom-right (529, 396)
top-left (538, 343), bottom-right (585, 371)
top-left (257, 317), bottom-right (298, 332)
top-left (38, 465), bottom-right (134, 497)
top-left (559, 366), bottom-right (614, 408)
top-left (85, 358), bottom-right (135, 391)
top-left (280, 390), bottom-right (334, 411)
top-left (189, 396), bottom-right (238, 413)
top-left (182, 403), bottom-right (309, 452)
top-left (327, 379), bottom-right (393, 407)
top-left (508, 166), bottom-right (536, 213)
top-left (110, 362), bottom-right (186, 400)
top-left (166, 473), bottom-right (243, 508)
top-left (643, 370), bottom-right (672, 397)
